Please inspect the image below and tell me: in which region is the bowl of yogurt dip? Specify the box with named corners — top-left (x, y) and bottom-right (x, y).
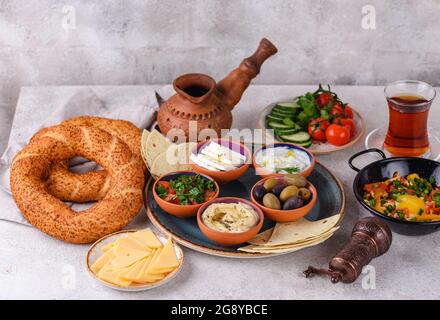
top-left (253, 143), bottom-right (315, 177)
top-left (197, 197), bottom-right (264, 245)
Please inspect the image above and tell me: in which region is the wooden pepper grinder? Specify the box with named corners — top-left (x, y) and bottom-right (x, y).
top-left (304, 217), bottom-right (392, 283)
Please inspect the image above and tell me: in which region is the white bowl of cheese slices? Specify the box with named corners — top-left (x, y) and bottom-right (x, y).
top-left (86, 229), bottom-right (183, 291)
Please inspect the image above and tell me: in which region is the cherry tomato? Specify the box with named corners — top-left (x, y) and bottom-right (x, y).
top-left (308, 118), bottom-right (329, 142)
top-left (204, 190), bottom-right (217, 202)
top-left (315, 93), bottom-right (332, 108)
top-left (325, 124), bottom-right (351, 146)
top-left (364, 182), bottom-right (387, 194)
top-left (157, 181), bottom-right (170, 190)
top-left (164, 193), bottom-right (180, 204)
top-left (343, 105), bottom-right (353, 118)
top-left (332, 118), bottom-right (356, 137)
top-left (330, 104), bottom-right (343, 118)
top-left (189, 199), bottom-right (199, 205)
top-left (331, 103), bottom-right (353, 119)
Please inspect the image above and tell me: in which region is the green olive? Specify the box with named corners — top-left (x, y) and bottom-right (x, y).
top-left (263, 178), bottom-right (279, 191)
top-left (284, 174), bottom-right (307, 187)
top-left (298, 187), bottom-right (312, 201)
top-left (262, 193), bottom-right (281, 210)
top-left (279, 185), bottom-right (299, 202)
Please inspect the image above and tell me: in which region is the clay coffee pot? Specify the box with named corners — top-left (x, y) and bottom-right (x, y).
top-left (157, 38), bottom-right (278, 141)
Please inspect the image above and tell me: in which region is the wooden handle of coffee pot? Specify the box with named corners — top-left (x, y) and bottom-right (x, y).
top-left (217, 38), bottom-right (278, 110)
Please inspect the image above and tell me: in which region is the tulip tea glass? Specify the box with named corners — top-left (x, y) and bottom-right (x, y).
top-left (384, 80), bottom-right (436, 157)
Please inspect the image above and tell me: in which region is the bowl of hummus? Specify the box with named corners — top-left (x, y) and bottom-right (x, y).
top-left (197, 197), bottom-right (264, 245)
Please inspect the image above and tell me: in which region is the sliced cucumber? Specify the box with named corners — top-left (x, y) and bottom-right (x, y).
top-left (267, 121), bottom-right (295, 129)
top-left (276, 102), bottom-right (301, 109)
top-left (272, 106), bottom-right (297, 115)
top-left (277, 136), bottom-right (313, 148)
top-left (279, 131), bottom-right (311, 143)
top-left (274, 127), bottom-right (300, 136)
top-left (296, 139), bottom-right (313, 148)
top-left (270, 110), bottom-right (295, 119)
top-left (266, 114), bottom-right (285, 122)
top-left (270, 111), bottom-right (294, 119)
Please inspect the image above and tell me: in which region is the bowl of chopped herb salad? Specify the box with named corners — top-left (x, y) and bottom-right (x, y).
top-left (153, 171), bottom-right (219, 218)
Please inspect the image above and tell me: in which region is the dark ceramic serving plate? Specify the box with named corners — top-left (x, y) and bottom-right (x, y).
top-left (145, 163), bottom-right (345, 258)
top-left (349, 148), bottom-right (440, 236)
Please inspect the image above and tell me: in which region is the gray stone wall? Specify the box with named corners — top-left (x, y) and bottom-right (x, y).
top-left (0, 0), bottom-right (439, 123)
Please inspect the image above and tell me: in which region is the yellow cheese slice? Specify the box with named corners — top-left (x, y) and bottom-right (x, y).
top-left (148, 267), bottom-right (177, 275)
top-left (117, 236), bottom-right (152, 252)
top-left (98, 264), bottom-right (132, 287)
top-left (130, 229), bottom-right (163, 249)
top-left (136, 249), bottom-right (164, 283)
top-left (119, 256), bottom-right (152, 281)
top-left (149, 238), bottom-right (180, 272)
top-left (110, 244), bottom-right (151, 269)
top-left (136, 255), bottom-right (166, 283)
top-left (135, 272), bottom-right (166, 283)
top-left (101, 242), bottom-right (116, 252)
top-left (117, 258), bottom-right (145, 281)
top-left (91, 249), bottom-right (115, 273)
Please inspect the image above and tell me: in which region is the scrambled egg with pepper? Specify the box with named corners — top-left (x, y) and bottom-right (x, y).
top-left (363, 173), bottom-right (440, 222)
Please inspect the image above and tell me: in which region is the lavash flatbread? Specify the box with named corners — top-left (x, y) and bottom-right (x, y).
top-left (141, 129), bottom-right (150, 168)
top-left (145, 129), bottom-right (172, 169)
top-left (175, 142), bottom-right (196, 171)
top-left (238, 232), bottom-right (334, 254)
top-left (246, 228), bottom-right (274, 245)
top-left (263, 215), bottom-right (340, 247)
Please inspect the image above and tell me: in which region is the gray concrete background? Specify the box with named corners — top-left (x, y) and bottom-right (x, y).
top-left (1, 0), bottom-right (439, 149)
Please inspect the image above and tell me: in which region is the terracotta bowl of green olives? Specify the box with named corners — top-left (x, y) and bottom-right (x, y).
top-left (250, 174), bottom-right (317, 223)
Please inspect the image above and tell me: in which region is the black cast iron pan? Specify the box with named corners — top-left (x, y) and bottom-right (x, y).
top-left (349, 148), bottom-right (440, 236)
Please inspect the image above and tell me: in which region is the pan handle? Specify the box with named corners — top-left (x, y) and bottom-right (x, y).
top-left (348, 148), bottom-right (386, 172)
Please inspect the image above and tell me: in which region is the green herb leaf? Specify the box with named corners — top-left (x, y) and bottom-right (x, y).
top-left (166, 174), bottom-right (216, 205)
top-left (434, 194), bottom-right (440, 207)
top-left (275, 167), bottom-right (300, 174)
top-left (156, 185), bottom-right (168, 199)
top-left (320, 109), bottom-right (330, 119)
